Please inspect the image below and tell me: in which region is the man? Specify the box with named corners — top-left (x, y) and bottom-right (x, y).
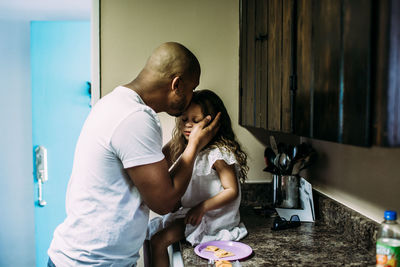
top-left (48, 42), bottom-right (220, 266)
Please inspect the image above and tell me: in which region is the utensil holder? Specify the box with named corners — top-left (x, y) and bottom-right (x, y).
top-left (273, 175), bottom-right (299, 209)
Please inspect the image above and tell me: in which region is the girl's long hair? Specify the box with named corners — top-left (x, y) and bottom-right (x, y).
top-left (170, 89), bottom-right (248, 182)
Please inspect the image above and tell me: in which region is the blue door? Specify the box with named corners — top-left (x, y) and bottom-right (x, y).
top-left (31, 21), bottom-right (91, 267)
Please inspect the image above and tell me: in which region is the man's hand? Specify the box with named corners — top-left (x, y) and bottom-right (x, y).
top-left (188, 112), bottom-right (221, 153)
top-left (127, 114), bottom-right (220, 216)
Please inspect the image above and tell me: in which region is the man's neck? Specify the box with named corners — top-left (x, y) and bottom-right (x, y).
top-left (124, 80), bottom-right (164, 113)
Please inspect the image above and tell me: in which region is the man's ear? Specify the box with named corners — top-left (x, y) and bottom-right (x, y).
top-left (171, 76), bottom-right (180, 92)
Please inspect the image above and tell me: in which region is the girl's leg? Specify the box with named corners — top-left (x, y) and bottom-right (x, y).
top-left (150, 219), bottom-right (185, 267)
top-left (143, 240), bottom-right (151, 267)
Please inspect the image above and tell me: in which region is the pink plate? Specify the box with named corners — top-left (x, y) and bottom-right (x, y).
top-left (194, 240), bottom-right (252, 261)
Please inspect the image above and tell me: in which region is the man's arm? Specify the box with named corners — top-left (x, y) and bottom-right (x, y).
top-left (162, 141), bottom-right (173, 168)
top-left (126, 113), bottom-right (220, 214)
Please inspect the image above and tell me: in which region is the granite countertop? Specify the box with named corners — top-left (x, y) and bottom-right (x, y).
top-left (179, 207), bottom-right (376, 266)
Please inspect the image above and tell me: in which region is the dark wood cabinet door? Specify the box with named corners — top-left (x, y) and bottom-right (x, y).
top-left (294, 0), bottom-right (312, 138)
top-left (311, 0), bottom-right (342, 143)
top-left (373, 0), bottom-right (400, 147)
top-left (266, 0), bottom-right (282, 132)
top-left (341, 0), bottom-right (372, 145)
top-left (240, 0), bottom-right (293, 133)
top-left (240, 0), bottom-right (399, 147)
top-left (240, 0), bottom-right (256, 128)
top-left (295, 0), bottom-right (372, 146)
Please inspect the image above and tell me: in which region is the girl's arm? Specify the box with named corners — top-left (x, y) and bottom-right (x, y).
top-left (184, 159), bottom-right (239, 225)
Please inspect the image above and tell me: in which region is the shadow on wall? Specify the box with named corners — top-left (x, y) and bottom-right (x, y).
top-left (243, 126), bottom-right (301, 147)
top-left (301, 137), bottom-right (400, 221)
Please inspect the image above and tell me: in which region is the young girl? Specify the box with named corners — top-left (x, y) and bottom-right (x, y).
top-left (146, 89), bottom-right (248, 267)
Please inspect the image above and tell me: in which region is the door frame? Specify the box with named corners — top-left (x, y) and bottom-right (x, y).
top-left (91, 0), bottom-right (101, 105)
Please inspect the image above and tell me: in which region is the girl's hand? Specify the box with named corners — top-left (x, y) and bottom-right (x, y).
top-left (184, 203), bottom-right (206, 225)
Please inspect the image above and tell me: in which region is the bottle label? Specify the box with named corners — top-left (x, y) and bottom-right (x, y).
top-left (377, 241), bottom-right (400, 267)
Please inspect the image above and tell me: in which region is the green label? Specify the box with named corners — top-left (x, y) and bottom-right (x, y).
top-left (377, 241), bottom-right (400, 267)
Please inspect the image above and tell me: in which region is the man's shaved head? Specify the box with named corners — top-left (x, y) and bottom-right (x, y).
top-left (144, 42), bottom-right (200, 80)
top-left (125, 42), bottom-right (200, 114)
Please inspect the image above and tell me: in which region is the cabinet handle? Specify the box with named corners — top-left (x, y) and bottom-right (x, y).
top-left (255, 34), bottom-right (268, 41)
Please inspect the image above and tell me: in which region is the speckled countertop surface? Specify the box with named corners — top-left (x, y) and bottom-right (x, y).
top-left (180, 208), bottom-right (375, 266)
top-left (179, 183), bottom-right (378, 266)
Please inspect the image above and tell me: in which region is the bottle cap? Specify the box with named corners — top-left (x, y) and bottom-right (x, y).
top-left (384, 210), bottom-right (397, 221)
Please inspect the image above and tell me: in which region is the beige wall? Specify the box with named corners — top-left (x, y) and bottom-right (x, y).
top-left (304, 138), bottom-right (400, 222)
top-left (100, 0), bottom-right (400, 223)
top-left (100, 0), bottom-right (269, 183)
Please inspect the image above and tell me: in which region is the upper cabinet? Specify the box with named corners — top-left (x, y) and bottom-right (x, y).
top-left (239, 0), bottom-right (400, 147)
top-left (240, 0), bottom-right (293, 133)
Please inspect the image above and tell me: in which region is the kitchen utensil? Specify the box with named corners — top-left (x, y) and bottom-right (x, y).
top-left (277, 142), bottom-right (286, 154)
top-left (264, 147), bottom-right (276, 167)
top-left (285, 153), bottom-right (292, 174)
top-left (279, 153), bottom-right (289, 174)
top-left (286, 144), bottom-right (294, 159)
top-left (269, 136), bottom-right (278, 155)
top-left (295, 143), bottom-right (307, 160)
top-left (299, 152), bottom-right (317, 171)
top-left (294, 143), bottom-right (310, 161)
top-left (272, 174), bottom-right (278, 206)
top-left (292, 145), bottom-right (298, 160)
top-left (263, 164), bottom-right (279, 175)
top-left (273, 153), bottom-right (281, 171)
top-left (291, 160), bottom-right (303, 175)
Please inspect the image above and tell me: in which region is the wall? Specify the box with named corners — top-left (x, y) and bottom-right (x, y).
top-left (99, 0), bottom-right (400, 223)
top-left (0, 20), bottom-right (36, 266)
top-left (100, 0), bottom-right (268, 182)
top-left (304, 138), bottom-right (400, 223)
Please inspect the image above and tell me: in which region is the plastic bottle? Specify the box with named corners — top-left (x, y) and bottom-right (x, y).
top-left (376, 210), bottom-right (400, 267)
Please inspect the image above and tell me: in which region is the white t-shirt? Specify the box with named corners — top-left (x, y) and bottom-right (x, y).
top-left (48, 86), bottom-right (164, 266)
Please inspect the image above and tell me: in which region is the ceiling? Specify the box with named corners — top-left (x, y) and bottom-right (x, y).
top-left (0, 0), bottom-right (91, 21)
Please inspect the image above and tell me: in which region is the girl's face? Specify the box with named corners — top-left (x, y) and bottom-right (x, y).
top-left (180, 103), bottom-right (205, 141)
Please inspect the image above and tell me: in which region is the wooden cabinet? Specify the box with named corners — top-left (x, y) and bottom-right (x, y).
top-left (239, 0), bottom-right (292, 133)
top-left (373, 0), bottom-right (400, 146)
top-left (295, 0), bottom-right (372, 146)
top-left (239, 0), bottom-right (400, 147)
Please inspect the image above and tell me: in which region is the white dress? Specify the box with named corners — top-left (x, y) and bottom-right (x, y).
top-left (147, 147), bottom-right (247, 246)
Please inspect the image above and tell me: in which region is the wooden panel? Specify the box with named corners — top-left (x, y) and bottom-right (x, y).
top-left (239, 0), bottom-right (246, 125)
top-left (341, 0), bottom-right (372, 146)
top-left (240, 0), bottom-right (256, 127)
top-left (260, 0), bottom-right (268, 130)
top-left (255, 0), bottom-right (268, 129)
top-left (312, 0), bottom-right (341, 142)
top-left (245, 0), bottom-right (256, 126)
top-left (372, 0), bottom-right (389, 146)
top-left (373, 0), bottom-right (400, 146)
top-left (267, 0), bottom-right (282, 131)
top-left (281, 0), bottom-right (294, 133)
top-left (246, 0), bottom-right (256, 127)
top-left (386, 0), bottom-right (400, 146)
top-left (294, 0), bottom-right (312, 137)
